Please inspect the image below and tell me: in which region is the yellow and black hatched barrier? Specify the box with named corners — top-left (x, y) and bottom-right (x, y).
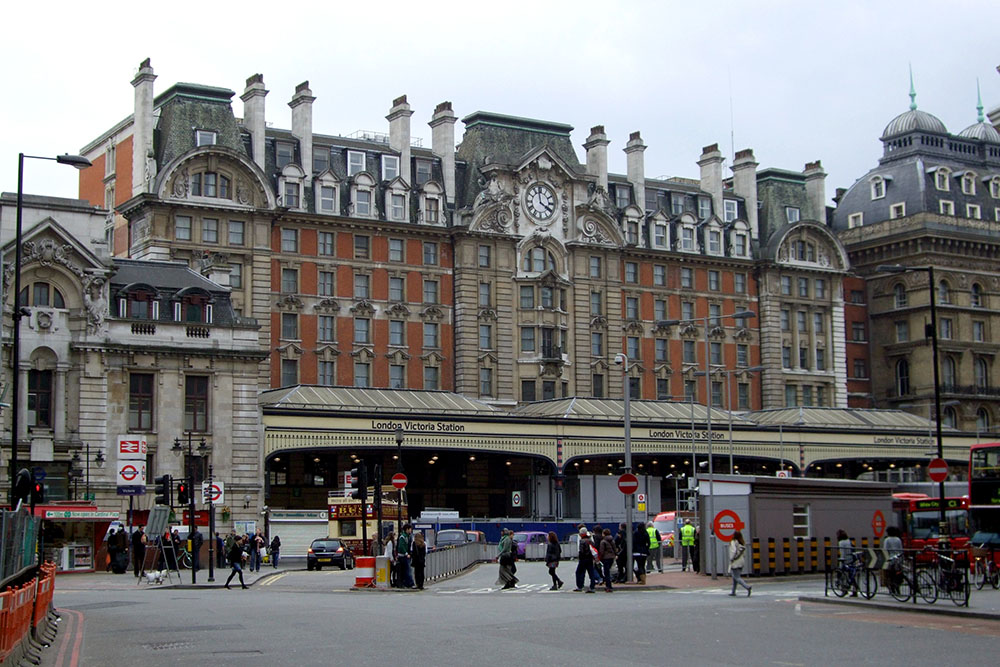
top-left (780, 537), bottom-right (791, 574)
top-left (751, 538), bottom-right (761, 576)
top-left (860, 536), bottom-right (870, 551)
top-left (796, 537), bottom-right (806, 573)
top-left (767, 537), bottom-right (776, 574)
top-left (809, 537), bottom-right (819, 572)
top-left (823, 537), bottom-right (832, 570)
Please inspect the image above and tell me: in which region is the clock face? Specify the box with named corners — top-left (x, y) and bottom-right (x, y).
top-left (525, 183), bottom-right (556, 220)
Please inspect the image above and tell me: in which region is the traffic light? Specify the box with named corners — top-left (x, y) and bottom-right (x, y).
top-left (177, 481), bottom-right (189, 506)
top-left (30, 481), bottom-right (45, 506)
top-left (350, 462), bottom-right (367, 502)
top-left (154, 474), bottom-right (172, 506)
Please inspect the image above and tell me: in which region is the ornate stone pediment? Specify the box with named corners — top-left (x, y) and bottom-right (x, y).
top-left (386, 349), bottom-right (411, 363)
top-left (478, 308), bottom-right (498, 321)
top-left (351, 347), bottom-right (375, 361)
top-left (654, 364), bottom-right (673, 377)
top-left (276, 342), bottom-right (304, 357)
top-left (350, 299), bottom-right (376, 317)
top-left (420, 351), bottom-right (445, 363)
top-left (385, 303), bottom-right (410, 318)
top-left (590, 315), bottom-right (608, 330)
top-left (623, 320), bottom-right (644, 335)
top-left (314, 298), bottom-right (341, 314)
top-left (420, 305), bottom-right (445, 321)
top-left (276, 294), bottom-right (304, 311)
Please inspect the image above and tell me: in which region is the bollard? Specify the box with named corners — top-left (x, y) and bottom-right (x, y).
top-left (823, 537), bottom-right (832, 570)
top-left (354, 556), bottom-right (376, 588)
top-left (809, 537), bottom-right (818, 572)
top-left (767, 537), bottom-right (776, 575)
top-left (751, 538), bottom-right (761, 576)
top-left (796, 537), bottom-right (805, 573)
top-left (781, 537), bottom-right (791, 575)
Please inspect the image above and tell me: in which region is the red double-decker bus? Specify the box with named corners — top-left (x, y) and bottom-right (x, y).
top-left (892, 493), bottom-right (970, 550)
top-left (969, 443), bottom-right (1000, 554)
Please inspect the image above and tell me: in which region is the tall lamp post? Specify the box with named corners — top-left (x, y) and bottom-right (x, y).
top-left (70, 444), bottom-right (105, 501)
top-left (661, 310), bottom-right (756, 580)
top-left (8, 152), bottom-right (91, 503)
top-left (614, 353), bottom-right (634, 583)
top-left (721, 365), bottom-right (763, 473)
top-left (395, 426), bottom-right (404, 544)
top-left (877, 263), bottom-right (948, 547)
top-left (173, 433), bottom-right (209, 584)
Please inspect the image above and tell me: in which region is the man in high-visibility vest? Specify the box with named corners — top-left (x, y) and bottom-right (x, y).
top-left (680, 519), bottom-right (696, 572)
top-left (645, 522), bottom-right (662, 573)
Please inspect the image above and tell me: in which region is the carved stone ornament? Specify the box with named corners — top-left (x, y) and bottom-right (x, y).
top-left (539, 360), bottom-right (564, 378)
top-left (590, 315), bottom-right (608, 330)
top-left (172, 168), bottom-right (189, 198)
top-left (385, 349), bottom-right (411, 362)
top-left (734, 327), bottom-right (752, 341)
top-left (314, 298), bottom-right (341, 313)
top-left (36, 311), bottom-right (53, 330)
top-left (83, 274), bottom-right (108, 334)
top-left (586, 187), bottom-right (617, 219)
top-left (196, 250), bottom-right (229, 272)
top-left (350, 347), bottom-right (375, 360)
top-left (680, 323), bottom-right (700, 338)
top-left (472, 173), bottom-right (515, 233)
top-left (236, 179), bottom-right (252, 205)
top-left (580, 217), bottom-right (613, 245)
top-left (478, 308), bottom-right (498, 321)
top-left (652, 322), bottom-right (673, 336)
top-left (385, 303), bottom-right (410, 318)
top-left (623, 320), bottom-right (645, 335)
top-left (420, 305), bottom-right (445, 321)
top-left (654, 364), bottom-right (673, 377)
top-left (350, 300), bottom-right (376, 317)
top-left (276, 294), bottom-right (304, 311)
top-left (708, 325), bottom-right (726, 339)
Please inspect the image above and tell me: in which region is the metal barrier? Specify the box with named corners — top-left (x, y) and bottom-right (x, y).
top-left (0, 506), bottom-right (39, 587)
top-left (425, 542), bottom-right (494, 582)
top-left (524, 543), bottom-right (547, 560)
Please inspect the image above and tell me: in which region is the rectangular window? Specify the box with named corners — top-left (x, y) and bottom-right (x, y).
top-left (354, 235), bottom-right (369, 259)
top-left (940, 318), bottom-right (953, 340)
top-left (723, 200), bottom-right (738, 222)
top-left (479, 324), bottom-right (492, 349)
top-left (355, 190), bottom-right (371, 216)
top-left (281, 359), bottom-right (298, 388)
top-left (814, 279), bottom-right (826, 299)
top-left (654, 224), bottom-right (667, 247)
top-left (382, 155), bottom-right (399, 181)
top-left (683, 379), bottom-right (696, 402)
top-left (654, 299), bottom-right (666, 321)
top-left (281, 312), bottom-right (298, 339)
top-left (423, 242), bottom-right (438, 265)
top-left (276, 142), bottom-right (294, 168)
top-left (781, 309), bottom-right (790, 332)
top-left (354, 274), bottom-right (370, 299)
top-left (625, 262), bottom-right (638, 283)
top-left (128, 373), bottom-right (154, 431)
top-left (184, 376), bottom-right (209, 432)
top-left (590, 332), bottom-right (603, 356)
top-left (175, 215), bottom-right (192, 241)
top-left (313, 147), bottom-right (330, 174)
top-left (283, 181), bottom-right (300, 208)
top-left (423, 366), bottom-right (439, 390)
top-left (815, 349), bottom-right (826, 371)
top-left (940, 200), bottom-right (954, 215)
top-left (281, 228), bottom-right (298, 252)
top-left (479, 368), bottom-right (493, 396)
top-left (423, 322), bottom-right (439, 348)
top-left (479, 245), bottom-right (491, 268)
top-left (681, 267), bottom-right (693, 289)
top-left (656, 378), bottom-right (670, 400)
top-left (615, 185), bottom-right (631, 209)
top-left (655, 338), bottom-right (668, 362)
top-left (590, 292), bottom-right (603, 316)
top-left (627, 336), bottom-right (640, 359)
top-left (626, 296), bottom-right (639, 319)
top-left (711, 381), bottom-right (723, 406)
top-left (281, 268), bottom-right (298, 294)
top-left (798, 278), bottom-right (809, 297)
top-left (708, 230), bottom-right (721, 254)
top-left (390, 193), bottom-right (406, 221)
top-left (974, 320), bottom-right (985, 342)
top-left (228, 220), bottom-right (244, 246)
top-left (682, 301), bottom-right (694, 321)
top-left (852, 322), bottom-right (865, 342)
top-left (590, 256), bottom-right (601, 278)
top-left (592, 374), bottom-right (605, 398)
top-left (389, 320), bottom-right (405, 346)
top-left (629, 377), bottom-right (641, 399)
top-left (737, 383), bottom-right (750, 410)
top-left (389, 364), bottom-right (405, 390)
top-left (890, 202), bottom-right (906, 219)
top-left (708, 270), bottom-right (720, 291)
top-left (781, 276), bottom-right (792, 296)
top-left (802, 385), bottom-right (813, 406)
top-left (799, 347), bottom-right (809, 369)
top-left (521, 327), bottom-right (536, 353)
top-left (318, 315), bottom-right (335, 342)
top-left (318, 232), bottom-right (335, 256)
top-left (734, 234), bottom-right (747, 256)
top-left (478, 282), bottom-right (491, 307)
top-left (782, 346), bottom-right (791, 369)
top-left (415, 160), bottom-right (432, 185)
top-left (968, 204), bottom-right (982, 219)
top-left (201, 218), bottom-right (218, 244)
top-left (895, 321), bottom-right (909, 342)
top-left (681, 227), bottom-right (694, 251)
top-left (229, 263), bottom-right (242, 289)
top-left (683, 340), bottom-right (696, 363)
top-left (785, 385), bottom-right (798, 407)
top-left (353, 362), bottom-right (370, 388)
top-left (425, 198), bottom-right (440, 223)
top-left (734, 273), bottom-right (746, 294)
top-left (854, 359), bottom-right (867, 379)
top-left (318, 361), bottom-right (335, 386)
top-left (318, 271), bottom-right (334, 297)
top-left (710, 341), bottom-right (722, 365)
top-left (520, 286), bottom-right (535, 309)
top-left (848, 212), bottom-right (863, 228)
top-left (521, 380), bottom-right (536, 402)
top-left (348, 151), bottom-right (365, 176)
top-left (851, 290), bottom-right (865, 304)
top-left (423, 279), bottom-right (439, 304)
top-left (671, 195), bottom-right (684, 216)
top-left (389, 238), bottom-right (404, 262)
top-left (653, 265), bottom-right (666, 286)
top-left (354, 318), bottom-right (370, 344)
top-left (785, 207), bottom-right (800, 223)
top-left (737, 344), bottom-right (749, 367)
top-left (698, 197), bottom-right (711, 219)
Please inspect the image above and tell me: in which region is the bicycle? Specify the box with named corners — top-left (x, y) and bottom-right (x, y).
top-left (833, 554), bottom-right (877, 600)
top-left (972, 544), bottom-right (1000, 590)
top-left (935, 551), bottom-right (969, 606)
top-left (884, 554), bottom-right (937, 603)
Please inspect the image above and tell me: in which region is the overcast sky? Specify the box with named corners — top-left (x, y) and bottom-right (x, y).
top-left (4, 1), bottom-right (999, 209)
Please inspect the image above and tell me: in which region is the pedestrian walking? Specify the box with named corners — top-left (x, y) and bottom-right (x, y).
top-left (545, 531), bottom-right (564, 590)
top-left (411, 531), bottom-right (427, 590)
top-left (646, 521), bottom-right (663, 573)
top-left (224, 536), bottom-right (248, 589)
top-left (496, 529), bottom-right (518, 589)
top-left (591, 525), bottom-right (604, 585)
top-left (692, 525), bottom-right (701, 573)
top-left (614, 523), bottom-right (628, 583)
top-left (574, 527), bottom-right (598, 593)
top-left (384, 532), bottom-right (397, 587)
top-left (397, 524), bottom-right (414, 588)
top-left (598, 528), bottom-right (616, 592)
top-left (728, 530), bottom-right (751, 596)
top-left (216, 532), bottom-right (226, 569)
top-left (191, 527), bottom-right (204, 572)
top-left (270, 535), bottom-right (281, 568)
top-left (632, 523), bottom-right (648, 584)
top-left (680, 519), bottom-right (695, 572)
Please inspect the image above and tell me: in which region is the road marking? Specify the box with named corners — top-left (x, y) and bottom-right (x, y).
top-left (261, 572), bottom-right (289, 586)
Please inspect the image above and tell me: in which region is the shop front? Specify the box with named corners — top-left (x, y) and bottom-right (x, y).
top-left (37, 504), bottom-right (120, 573)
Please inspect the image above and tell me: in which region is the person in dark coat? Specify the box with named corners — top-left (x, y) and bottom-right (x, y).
top-left (411, 532), bottom-right (427, 590)
top-left (224, 536), bottom-right (248, 589)
top-left (191, 528), bottom-right (204, 572)
top-left (216, 532), bottom-right (226, 568)
top-left (598, 528), bottom-right (617, 592)
top-left (270, 535), bottom-right (281, 568)
top-left (545, 531), bottom-right (564, 590)
top-left (131, 527), bottom-right (147, 577)
top-left (632, 523), bottom-right (649, 584)
top-left (614, 523), bottom-right (628, 583)
top-left (574, 528), bottom-right (597, 593)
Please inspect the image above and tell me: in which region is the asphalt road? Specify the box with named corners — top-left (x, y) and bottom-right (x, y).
top-left (43, 563), bottom-right (1000, 666)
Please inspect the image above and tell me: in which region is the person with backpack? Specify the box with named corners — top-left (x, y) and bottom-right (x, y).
top-left (574, 527), bottom-right (598, 593)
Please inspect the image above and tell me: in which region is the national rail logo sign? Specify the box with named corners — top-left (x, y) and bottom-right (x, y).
top-left (117, 434), bottom-right (148, 460)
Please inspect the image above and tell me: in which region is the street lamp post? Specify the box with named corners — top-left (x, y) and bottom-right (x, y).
top-left (723, 366), bottom-right (764, 473)
top-left (395, 426), bottom-right (404, 548)
top-left (206, 461), bottom-right (216, 582)
top-left (660, 310), bottom-right (756, 580)
top-left (614, 353), bottom-right (634, 583)
top-left (8, 152), bottom-right (91, 503)
top-left (877, 263), bottom-right (948, 547)
top-left (173, 433), bottom-right (209, 585)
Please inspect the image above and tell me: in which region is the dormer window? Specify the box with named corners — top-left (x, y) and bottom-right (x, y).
top-left (990, 177), bottom-right (1000, 199)
top-left (680, 226), bottom-right (695, 251)
top-left (276, 142), bottom-right (294, 169)
top-left (707, 229), bottom-right (721, 255)
top-left (419, 181), bottom-right (444, 225)
top-left (173, 293), bottom-right (213, 324)
top-left (670, 194), bottom-right (684, 216)
top-left (283, 181), bottom-right (300, 208)
top-left (385, 178), bottom-right (409, 223)
top-left (616, 185), bottom-right (631, 209)
top-left (351, 172), bottom-right (377, 219)
top-left (279, 164), bottom-right (304, 210)
top-left (848, 212), bottom-right (863, 228)
top-left (733, 232), bottom-right (748, 257)
top-left (415, 160), bottom-right (432, 186)
top-left (625, 220), bottom-right (639, 245)
top-left (934, 167), bottom-right (950, 191)
top-left (382, 155), bottom-right (400, 181)
top-left (191, 172), bottom-right (231, 199)
top-left (890, 203), bottom-right (906, 219)
top-left (195, 130), bottom-right (217, 147)
top-left (786, 207), bottom-right (800, 223)
top-left (118, 290), bottom-right (160, 320)
top-left (962, 172), bottom-right (977, 195)
top-left (653, 222), bottom-right (667, 248)
top-left (348, 151), bottom-right (366, 177)
top-left (316, 172), bottom-right (340, 215)
top-left (356, 190), bottom-right (371, 216)
top-left (870, 176), bottom-right (885, 200)
top-left (697, 197), bottom-right (711, 219)
top-left (723, 200), bottom-right (738, 223)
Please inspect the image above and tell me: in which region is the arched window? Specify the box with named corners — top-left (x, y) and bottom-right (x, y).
top-left (19, 282), bottom-right (65, 308)
top-left (941, 356), bottom-right (956, 389)
top-left (870, 175), bottom-right (885, 200)
top-left (943, 406), bottom-right (957, 428)
top-left (975, 357), bottom-right (989, 390)
top-left (191, 171), bottom-right (231, 199)
top-left (971, 283), bottom-right (983, 308)
top-left (894, 283), bottom-right (907, 309)
top-left (521, 247), bottom-right (556, 273)
top-left (937, 280), bottom-right (950, 305)
top-left (895, 359), bottom-right (910, 396)
top-left (977, 408), bottom-right (990, 433)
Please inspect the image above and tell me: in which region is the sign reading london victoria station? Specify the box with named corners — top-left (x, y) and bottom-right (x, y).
top-left (371, 420), bottom-right (466, 433)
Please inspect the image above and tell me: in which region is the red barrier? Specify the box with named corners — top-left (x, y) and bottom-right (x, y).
top-left (33, 564), bottom-right (55, 631)
top-left (0, 589), bottom-right (13, 662)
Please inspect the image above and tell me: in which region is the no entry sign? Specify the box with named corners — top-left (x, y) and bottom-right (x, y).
top-left (618, 473), bottom-right (639, 495)
top-left (392, 473), bottom-right (408, 490)
top-left (712, 509), bottom-right (746, 542)
top-left (927, 458), bottom-right (949, 483)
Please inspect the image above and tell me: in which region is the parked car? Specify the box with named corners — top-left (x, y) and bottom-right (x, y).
top-left (306, 538), bottom-right (354, 570)
top-left (465, 530), bottom-right (486, 543)
top-left (434, 529), bottom-right (468, 548)
top-left (512, 531), bottom-right (548, 558)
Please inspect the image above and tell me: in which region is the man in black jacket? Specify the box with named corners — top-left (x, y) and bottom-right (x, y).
top-left (574, 528), bottom-right (597, 593)
top-left (131, 527), bottom-right (147, 577)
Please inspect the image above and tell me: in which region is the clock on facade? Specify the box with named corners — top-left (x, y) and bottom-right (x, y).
top-left (525, 183), bottom-right (556, 220)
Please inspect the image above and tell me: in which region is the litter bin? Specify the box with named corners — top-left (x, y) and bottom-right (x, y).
top-left (375, 555), bottom-right (390, 589)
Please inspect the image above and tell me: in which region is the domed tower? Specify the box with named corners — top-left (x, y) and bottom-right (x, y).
top-left (957, 81), bottom-right (1000, 144)
top-left (878, 69), bottom-right (948, 160)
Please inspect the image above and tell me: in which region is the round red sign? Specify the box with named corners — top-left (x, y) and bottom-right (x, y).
top-left (871, 509), bottom-right (886, 537)
top-left (927, 458), bottom-right (949, 483)
top-left (120, 464), bottom-right (139, 481)
top-left (392, 473), bottom-right (408, 490)
top-left (617, 473), bottom-right (639, 495)
top-left (207, 484), bottom-right (222, 502)
top-left (712, 509), bottom-right (746, 542)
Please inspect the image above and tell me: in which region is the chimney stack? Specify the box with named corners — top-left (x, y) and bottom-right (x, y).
top-left (624, 131), bottom-right (646, 209)
top-left (803, 160), bottom-right (827, 222)
top-left (241, 74), bottom-right (268, 171)
top-left (131, 58), bottom-right (156, 197)
top-left (731, 148), bottom-right (759, 240)
top-left (698, 143), bottom-right (725, 221)
top-left (583, 125), bottom-right (610, 191)
top-left (289, 81), bottom-right (315, 181)
top-left (387, 95), bottom-right (413, 184)
top-left (429, 101), bottom-right (458, 204)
